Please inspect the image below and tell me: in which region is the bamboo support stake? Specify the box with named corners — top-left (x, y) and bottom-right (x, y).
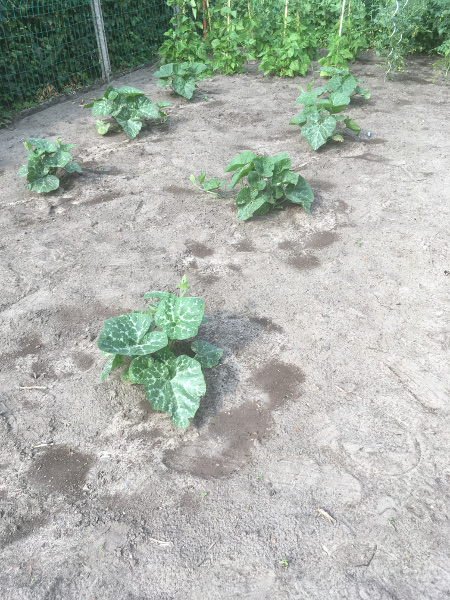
top-left (339, 0), bottom-right (346, 37)
top-left (284, 0), bottom-right (289, 39)
top-left (206, 0), bottom-right (212, 32)
top-left (227, 0), bottom-right (231, 32)
top-left (248, 0), bottom-right (253, 39)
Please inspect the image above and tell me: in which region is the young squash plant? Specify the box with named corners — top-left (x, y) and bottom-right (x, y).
top-left (153, 62), bottom-right (208, 99)
top-left (191, 151), bottom-right (314, 221)
top-left (290, 68), bottom-right (370, 150)
top-left (98, 276), bottom-right (223, 429)
top-left (17, 138), bottom-right (82, 193)
top-left (85, 85), bottom-right (171, 139)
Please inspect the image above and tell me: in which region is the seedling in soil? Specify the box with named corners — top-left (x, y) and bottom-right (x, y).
top-left (17, 138), bottom-right (82, 193)
top-left (153, 62), bottom-right (208, 100)
top-left (85, 85), bottom-right (171, 139)
top-left (280, 558), bottom-right (289, 569)
top-left (98, 276), bottom-right (223, 429)
top-left (189, 172), bottom-right (227, 196)
top-left (290, 67), bottom-right (370, 150)
top-left (192, 151), bottom-right (314, 221)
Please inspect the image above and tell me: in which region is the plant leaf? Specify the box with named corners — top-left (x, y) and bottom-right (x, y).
top-left (95, 119), bottom-right (110, 135)
top-left (91, 99), bottom-right (113, 116)
top-left (134, 96), bottom-right (159, 119)
top-left (136, 355), bottom-right (206, 428)
top-left (192, 340), bottom-right (223, 368)
top-left (236, 187), bottom-right (268, 221)
top-left (43, 151), bottom-right (72, 168)
top-left (116, 86), bottom-right (145, 96)
top-left (64, 161), bottom-right (82, 174)
top-left (98, 313), bottom-right (168, 355)
top-left (17, 165), bottom-right (28, 177)
top-left (285, 176), bottom-right (314, 213)
top-left (301, 115), bottom-right (337, 150)
top-left (115, 114), bottom-right (143, 139)
top-left (224, 151), bottom-right (257, 172)
top-left (155, 294), bottom-right (205, 340)
top-left (100, 354), bottom-right (124, 381)
top-left (26, 138), bottom-right (58, 153)
top-left (344, 118), bottom-right (361, 135)
top-left (172, 75), bottom-right (197, 99)
top-left (27, 174), bottom-right (60, 193)
top-left (203, 178), bottom-right (225, 191)
top-left (354, 85), bottom-right (370, 99)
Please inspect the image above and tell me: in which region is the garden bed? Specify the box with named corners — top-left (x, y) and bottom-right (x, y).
top-left (0, 54), bottom-right (449, 599)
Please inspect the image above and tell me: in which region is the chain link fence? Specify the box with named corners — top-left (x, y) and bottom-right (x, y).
top-left (0, 0), bottom-right (172, 112)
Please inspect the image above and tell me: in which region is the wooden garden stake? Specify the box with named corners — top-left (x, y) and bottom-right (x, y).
top-left (248, 0), bottom-right (253, 38)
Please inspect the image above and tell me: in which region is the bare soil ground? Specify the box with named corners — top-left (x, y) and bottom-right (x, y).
top-left (0, 54), bottom-right (449, 600)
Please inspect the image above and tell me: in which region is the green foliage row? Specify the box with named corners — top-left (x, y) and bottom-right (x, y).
top-left (158, 0), bottom-right (450, 77)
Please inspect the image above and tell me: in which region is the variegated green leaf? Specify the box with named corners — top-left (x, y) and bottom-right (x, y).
top-left (98, 313), bottom-right (168, 355)
top-left (285, 176), bottom-right (314, 213)
top-left (138, 355), bottom-right (206, 428)
top-left (26, 174), bottom-right (60, 193)
top-left (155, 294), bottom-right (204, 340)
top-left (191, 340), bottom-right (223, 368)
top-left (64, 161), bottom-right (82, 174)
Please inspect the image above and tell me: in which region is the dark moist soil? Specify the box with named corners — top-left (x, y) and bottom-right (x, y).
top-left (1, 54), bottom-right (449, 600)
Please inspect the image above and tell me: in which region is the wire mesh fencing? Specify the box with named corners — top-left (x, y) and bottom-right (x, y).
top-left (0, 0), bottom-right (172, 112)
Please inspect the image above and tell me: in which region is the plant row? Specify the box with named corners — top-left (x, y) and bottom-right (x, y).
top-left (18, 68), bottom-right (369, 194)
top-left (16, 65), bottom-right (369, 429)
top-left (158, 0), bottom-right (450, 79)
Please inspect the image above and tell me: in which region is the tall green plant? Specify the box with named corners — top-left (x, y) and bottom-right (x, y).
top-left (159, 0), bottom-right (208, 64)
top-left (257, 0), bottom-right (315, 77)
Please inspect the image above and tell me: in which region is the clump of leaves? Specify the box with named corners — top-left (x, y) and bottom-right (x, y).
top-left (84, 85), bottom-right (171, 139)
top-left (189, 172), bottom-right (226, 196)
top-left (290, 68), bottom-right (370, 150)
top-left (153, 62), bottom-right (208, 99)
top-left (158, 0), bottom-right (208, 64)
top-left (0, 108), bottom-right (12, 129)
top-left (17, 138), bottom-right (82, 193)
top-left (318, 9), bottom-right (368, 72)
top-left (432, 40), bottom-right (450, 80)
top-left (98, 276), bottom-right (223, 429)
top-left (191, 151), bottom-right (314, 221)
top-left (258, 33), bottom-right (311, 77)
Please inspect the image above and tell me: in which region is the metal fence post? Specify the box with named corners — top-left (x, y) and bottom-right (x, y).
top-left (90, 0), bottom-right (112, 81)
